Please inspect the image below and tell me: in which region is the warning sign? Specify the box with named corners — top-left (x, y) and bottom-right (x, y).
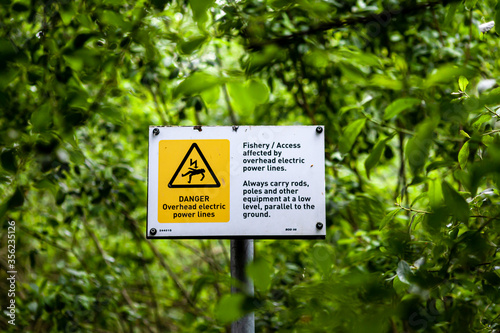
top-left (157, 140), bottom-right (230, 223)
top-left (148, 126), bottom-right (326, 239)
top-left (169, 143), bottom-right (220, 188)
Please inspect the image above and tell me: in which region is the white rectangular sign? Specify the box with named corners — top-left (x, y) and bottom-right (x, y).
top-left (147, 126), bottom-right (326, 239)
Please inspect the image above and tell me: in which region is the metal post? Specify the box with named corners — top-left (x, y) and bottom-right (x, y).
top-left (230, 239), bottom-right (254, 333)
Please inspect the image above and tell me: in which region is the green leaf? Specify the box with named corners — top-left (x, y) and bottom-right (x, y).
top-left (460, 130), bottom-right (470, 139)
top-left (246, 258), bottom-right (273, 291)
top-left (339, 118), bottom-right (366, 154)
top-left (458, 141), bottom-right (470, 169)
top-left (60, 4), bottom-right (76, 25)
top-left (405, 119), bottom-right (435, 176)
top-left (379, 208), bottom-right (401, 230)
top-left (227, 80), bottom-right (269, 113)
top-left (370, 75), bottom-right (403, 90)
top-left (393, 276), bottom-right (409, 294)
top-left (469, 142), bottom-right (500, 195)
top-left (426, 160), bottom-right (455, 173)
top-left (191, 276), bottom-right (214, 302)
top-left (383, 98), bottom-right (421, 120)
top-left (227, 82), bottom-right (256, 113)
top-left (1, 149), bottom-right (17, 173)
top-left (200, 85), bottom-right (220, 107)
top-left (465, 88), bottom-right (500, 112)
top-left (100, 10), bottom-right (132, 31)
top-left (4, 187), bottom-right (24, 211)
top-left (444, 3), bottom-right (459, 26)
top-left (189, 0), bottom-right (215, 26)
top-left (178, 35), bottom-right (207, 55)
top-left (425, 65), bottom-right (474, 88)
top-left (304, 49), bottom-right (329, 69)
top-left (365, 135), bottom-right (391, 178)
top-left (465, 0), bottom-right (478, 10)
top-left (214, 294), bottom-right (247, 323)
top-left (248, 80), bottom-right (269, 104)
top-left (396, 260), bottom-right (413, 285)
top-left (63, 55), bottom-right (84, 71)
top-left (246, 45), bottom-right (282, 74)
top-left (441, 181), bottom-right (469, 222)
top-left (454, 169), bottom-right (471, 192)
top-left (459, 76), bottom-right (469, 92)
top-left (173, 72), bottom-right (221, 98)
top-left (471, 113), bottom-right (491, 131)
top-left (99, 105), bottom-right (124, 125)
top-left (310, 243), bottom-right (334, 275)
top-left (428, 178), bottom-right (444, 208)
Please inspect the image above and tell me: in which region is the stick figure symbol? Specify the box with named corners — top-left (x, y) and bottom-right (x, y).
top-left (182, 167), bottom-right (205, 183)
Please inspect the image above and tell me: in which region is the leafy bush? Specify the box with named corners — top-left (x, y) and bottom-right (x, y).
top-left (1, 0), bottom-right (500, 332)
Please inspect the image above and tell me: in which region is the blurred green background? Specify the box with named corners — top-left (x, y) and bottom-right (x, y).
top-left (1, 0), bottom-right (500, 332)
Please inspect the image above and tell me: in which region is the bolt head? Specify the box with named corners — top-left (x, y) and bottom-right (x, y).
top-left (153, 128), bottom-right (160, 136)
top-left (316, 222), bottom-right (324, 230)
top-left (316, 126), bottom-right (323, 133)
top-left (150, 228), bottom-right (157, 235)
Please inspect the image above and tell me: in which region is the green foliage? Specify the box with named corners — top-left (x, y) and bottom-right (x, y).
top-left (441, 181), bottom-right (470, 222)
top-left (2, 0), bottom-right (500, 332)
top-left (247, 258), bottom-right (273, 292)
top-left (365, 134), bottom-right (393, 179)
top-left (405, 119), bottom-right (436, 176)
top-left (384, 98), bottom-right (421, 120)
top-left (339, 118), bottom-right (366, 154)
top-left (215, 294), bottom-right (249, 323)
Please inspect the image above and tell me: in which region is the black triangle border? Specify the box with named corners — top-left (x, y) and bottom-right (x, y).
top-left (168, 143), bottom-right (221, 188)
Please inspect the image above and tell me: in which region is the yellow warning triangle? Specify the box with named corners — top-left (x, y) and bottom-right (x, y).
top-left (168, 143), bottom-right (220, 188)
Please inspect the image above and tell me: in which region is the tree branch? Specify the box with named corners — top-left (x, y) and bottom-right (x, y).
top-left (247, 0), bottom-right (461, 50)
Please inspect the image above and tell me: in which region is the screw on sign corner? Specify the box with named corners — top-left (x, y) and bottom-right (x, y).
top-left (150, 228), bottom-right (157, 235)
top-left (153, 128), bottom-right (160, 136)
top-left (316, 222), bottom-right (324, 230)
top-left (316, 126), bottom-right (323, 134)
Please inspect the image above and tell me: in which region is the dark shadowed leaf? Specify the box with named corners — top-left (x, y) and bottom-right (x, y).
top-left (178, 35), bottom-right (207, 55)
top-left (31, 105), bottom-right (52, 132)
top-left (442, 181), bottom-right (469, 222)
top-left (405, 119), bottom-right (435, 176)
top-left (12, 2), bottom-right (29, 12)
top-left (444, 3), bottom-right (459, 26)
top-left (1, 149), bottom-right (17, 173)
top-left (150, 0), bottom-right (170, 11)
top-left (365, 135), bottom-right (393, 178)
top-left (6, 187), bottom-right (24, 210)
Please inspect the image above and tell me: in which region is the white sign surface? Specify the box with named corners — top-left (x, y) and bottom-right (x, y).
top-left (147, 126), bottom-right (326, 239)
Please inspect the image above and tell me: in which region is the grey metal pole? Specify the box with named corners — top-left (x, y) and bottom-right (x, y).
top-left (230, 239), bottom-right (255, 333)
